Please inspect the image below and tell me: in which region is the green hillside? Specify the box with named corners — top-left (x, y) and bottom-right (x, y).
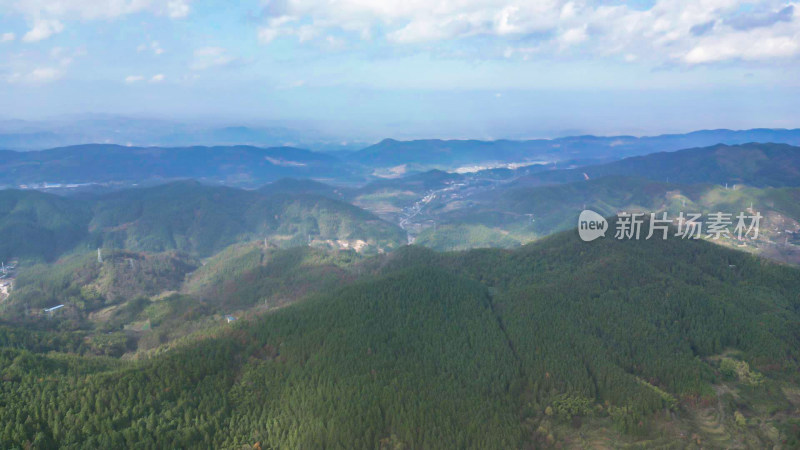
top-left (0, 243), bottom-right (367, 356)
top-left (257, 178), bottom-right (347, 200)
top-left (0, 181), bottom-right (406, 263)
top-left (413, 223), bottom-right (525, 251)
top-left (1, 226), bottom-right (799, 448)
top-left (416, 176), bottom-right (800, 261)
top-left (0, 190), bottom-right (91, 262)
top-left (91, 181), bottom-right (405, 256)
top-left (183, 243), bottom-right (359, 309)
top-left (8, 250), bottom-right (198, 313)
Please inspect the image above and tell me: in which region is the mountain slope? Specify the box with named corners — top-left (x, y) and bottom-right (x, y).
top-left (183, 243), bottom-right (359, 309)
top-left (0, 180), bottom-right (406, 262)
top-left (517, 143), bottom-right (800, 188)
top-left (2, 227), bottom-right (799, 447)
top-left (415, 174), bottom-right (800, 260)
top-left (0, 189), bottom-right (90, 261)
top-left (257, 177), bottom-right (346, 199)
top-left (90, 181), bottom-right (405, 255)
top-left (10, 249), bottom-right (198, 312)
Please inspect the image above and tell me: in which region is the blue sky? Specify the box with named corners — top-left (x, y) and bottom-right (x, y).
top-left (0, 0), bottom-right (799, 139)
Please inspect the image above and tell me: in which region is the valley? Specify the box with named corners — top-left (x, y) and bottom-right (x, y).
top-left (4, 1), bottom-right (800, 446)
top-left (351, 145), bottom-right (800, 260)
top-left (1, 136), bottom-right (799, 449)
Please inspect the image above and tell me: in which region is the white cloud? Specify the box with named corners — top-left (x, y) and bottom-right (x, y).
top-left (47, 46), bottom-right (86, 67)
top-left (258, 21), bottom-right (333, 45)
top-left (324, 35), bottom-right (346, 50)
top-left (125, 75), bottom-right (145, 83)
top-left (8, 67), bottom-right (64, 83)
top-left (22, 19), bottom-right (64, 42)
top-left (2, 45), bottom-right (85, 83)
top-left (150, 73), bottom-right (165, 82)
top-left (31, 67), bottom-right (61, 81)
top-left (4, 0), bottom-right (193, 21)
top-left (258, 27), bottom-right (281, 44)
top-left (684, 30), bottom-right (800, 64)
top-left (167, 0), bottom-right (190, 18)
top-left (1, 32), bottom-right (14, 43)
top-left (258, 16), bottom-right (302, 44)
top-left (387, 18), bottom-right (463, 44)
top-left (3, 0), bottom-right (192, 43)
top-left (190, 46), bottom-right (237, 70)
top-left (51, 46), bottom-right (70, 65)
top-left (559, 25), bottom-right (588, 48)
top-left (254, 0), bottom-right (800, 65)
top-left (494, 6), bottom-right (522, 36)
top-left (137, 40), bottom-right (164, 54)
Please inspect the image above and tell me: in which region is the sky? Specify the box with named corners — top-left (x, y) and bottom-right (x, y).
top-left (0, 0), bottom-right (799, 139)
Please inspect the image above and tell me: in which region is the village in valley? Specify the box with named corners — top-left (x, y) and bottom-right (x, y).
top-left (0, 260), bottom-right (17, 303)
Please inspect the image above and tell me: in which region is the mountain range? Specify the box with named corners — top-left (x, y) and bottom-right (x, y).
top-left (0, 144), bottom-right (350, 187)
top-left (2, 131), bottom-right (800, 448)
top-left (3, 129), bottom-right (800, 189)
top-left (0, 116), bottom-right (362, 152)
top-left (513, 142), bottom-right (800, 188)
top-left (0, 180), bottom-right (405, 262)
top-left (347, 129), bottom-right (800, 171)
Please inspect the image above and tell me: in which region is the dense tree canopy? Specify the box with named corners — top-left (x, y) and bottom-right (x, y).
top-left (1, 229), bottom-right (799, 448)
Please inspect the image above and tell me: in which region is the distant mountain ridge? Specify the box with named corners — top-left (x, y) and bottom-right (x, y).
top-left (0, 117), bottom-right (361, 152)
top-left (514, 143), bottom-right (800, 188)
top-left (3, 129), bottom-right (800, 187)
top-left (0, 144), bottom-right (351, 187)
top-left (347, 129), bottom-right (800, 170)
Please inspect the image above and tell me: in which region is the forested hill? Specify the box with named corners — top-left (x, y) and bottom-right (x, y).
top-left (90, 181), bottom-right (405, 256)
top-left (427, 175), bottom-right (800, 239)
top-left (2, 223), bottom-right (799, 448)
top-left (0, 189), bottom-right (91, 261)
top-left (257, 177), bottom-right (346, 199)
top-left (0, 181), bottom-right (405, 261)
top-left (515, 143), bottom-right (800, 187)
